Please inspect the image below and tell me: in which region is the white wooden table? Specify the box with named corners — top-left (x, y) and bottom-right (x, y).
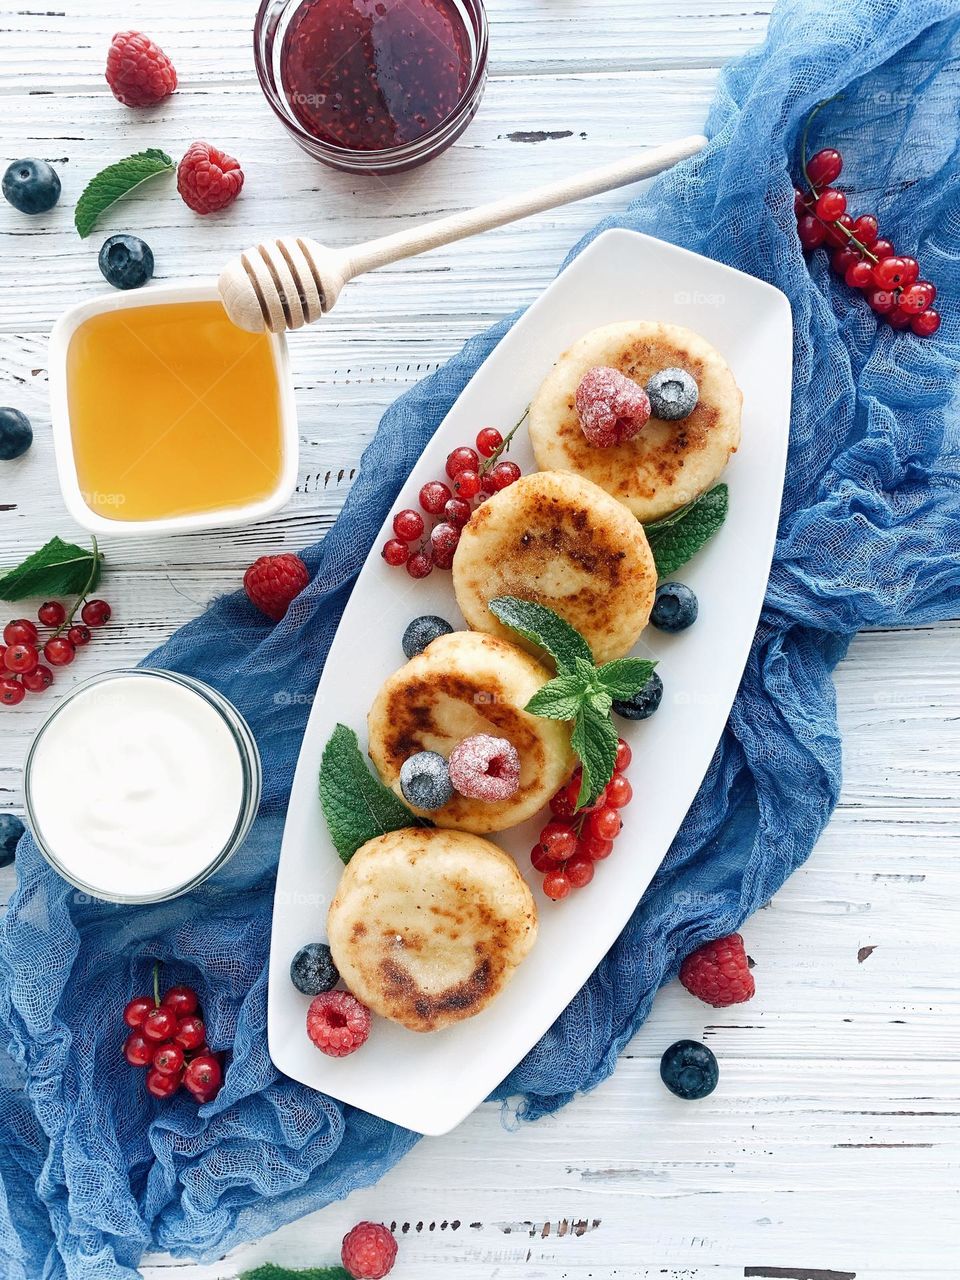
top-left (1, 3), bottom-right (957, 1277)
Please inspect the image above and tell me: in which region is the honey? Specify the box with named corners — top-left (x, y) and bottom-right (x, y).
top-left (66, 301), bottom-right (284, 523)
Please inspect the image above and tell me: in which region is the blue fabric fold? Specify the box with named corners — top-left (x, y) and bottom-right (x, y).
top-left (3, 0), bottom-right (960, 1273)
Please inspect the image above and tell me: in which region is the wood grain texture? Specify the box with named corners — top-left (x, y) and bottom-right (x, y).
top-left (0, 2), bottom-right (956, 1278)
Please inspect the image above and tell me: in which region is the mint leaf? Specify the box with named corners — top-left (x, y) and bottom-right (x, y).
top-left (489, 596), bottom-right (593, 670)
top-left (644, 484), bottom-right (728, 579)
top-left (0, 536), bottom-right (103, 601)
top-left (241, 1266), bottom-right (351, 1280)
top-left (525, 669), bottom-right (590, 720)
top-left (571, 705), bottom-right (620, 809)
top-left (318, 724), bottom-right (427, 864)
top-left (597, 657), bottom-right (658, 700)
top-left (75, 149), bottom-right (174, 239)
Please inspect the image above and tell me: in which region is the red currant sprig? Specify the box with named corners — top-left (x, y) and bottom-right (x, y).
top-left (122, 963), bottom-right (223, 1104)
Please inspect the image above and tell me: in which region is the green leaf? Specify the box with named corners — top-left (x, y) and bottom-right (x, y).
top-left (524, 669), bottom-right (591, 720)
top-left (318, 724), bottom-right (427, 864)
top-left (0, 536), bottom-right (102, 602)
top-left (643, 484), bottom-right (728, 579)
top-left (240, 1266), bottom-right (351, 1280)
top-left (597, 657), bottom-right (658, 700)
top-left (489, 596), bottom-right (593, 671)
top-left (74, 149), bottom-right (174, 238)
top-left (571, 705), bottom-right (620, 810)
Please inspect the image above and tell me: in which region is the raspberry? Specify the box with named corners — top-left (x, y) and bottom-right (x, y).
top-left (105, 31), bottom-right (178, 108)
top-left (243, 553), bottom-right (310, 621)
top-left (575, 366), bottom-right (651, 448)
top-left (341, 1221), bottom-right (398, 1280)
top-left (679, 933), bottom-right (755, 1008)
top-left (177, 142), bottom-right (244, 215)
top-left (306, 991), bottom-right (371, 1058)
top-left (448, 734), bottom-right (520, 802)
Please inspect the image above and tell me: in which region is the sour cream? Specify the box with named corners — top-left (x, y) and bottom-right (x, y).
top-left (25, 670), bottom-right (261, 902)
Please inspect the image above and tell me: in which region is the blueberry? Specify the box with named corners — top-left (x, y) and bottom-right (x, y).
top-left (646, 367), bottom-right (699, 421)
top-left (290, 942), bottom-right (339, 996)
top-left (98, 234), bottom-right (154, 291)
top-left (651, 582), bottom-right (698, 632)
top-left (0, 814), bottom-right (25, 868)
top-left (613, 671), bottom-right (663, 720)
top-left (2, 158), bottom-right (61, 215)
top-left (0, 408), bottom-right (33, 461)
top-left (660, 1038), bottom-right (719, 1100)
top-left (402, 615), bottom-right (454, 660)
top-left (399, 750), bottom-right (453, 811)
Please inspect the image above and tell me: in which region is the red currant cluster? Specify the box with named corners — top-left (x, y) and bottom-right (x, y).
top-left (532, 739), bottom-right (633, 901)
top-left (382, 424), bottom-right (523, 579)
top-left (0, 598), bottom-right (112, 707)
top-left (795, 145), bottom-right (940, 336)
top-left (123, 975), bottom-right (224, 1103)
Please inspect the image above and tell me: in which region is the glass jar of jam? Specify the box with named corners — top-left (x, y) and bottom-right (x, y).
top-left (254, 0), bottom-right (489, 174)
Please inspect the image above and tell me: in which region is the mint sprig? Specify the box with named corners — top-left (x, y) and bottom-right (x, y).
top-left (643, 483), bottom-right (728, 579)
top-left (75, 149), bottom-right (174, 239)
top-left (318, 724), bottom-right (428, 864)
top-left (0, 536), bottom-right (103, 602)
top-left (492, 597), bottom-right (656, 809)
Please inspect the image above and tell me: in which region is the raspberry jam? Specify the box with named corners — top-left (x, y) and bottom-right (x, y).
top-left (280, 0), bottom-right (471, 151)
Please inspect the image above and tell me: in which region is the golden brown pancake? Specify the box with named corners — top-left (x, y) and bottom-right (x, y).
top-left (327, 826), bottom-right (537, 1033)
top-left (368, 630), bottom-right (573, 834)
top-left (529, 320), bottom-right (742, 521)
top-left (452, 470), bottom-right (657, 664)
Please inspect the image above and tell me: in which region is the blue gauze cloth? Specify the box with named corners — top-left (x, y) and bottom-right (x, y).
top-left (3, 1), bottom-right (960, 1274)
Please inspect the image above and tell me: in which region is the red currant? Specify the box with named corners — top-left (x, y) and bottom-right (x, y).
top-left (123, 995), bottom-right (155, 1029)
top-left (444, 497), bottom-right (472, 527)
top-left (489, 461), bottom-right (522, 491)
top-left (0, 677), bottom-right (24, 707)
top-left (4, 642), bottom-right (38, 675)
top-left (539, 820), bottom-right (577, 862)
top-left (605, 773), bottom-right (633, 809)
top-left (814, 188), bottom-right (846, 220)
top-left (161, 985), bottom-right (199, 1017)
top-left (382, 538), bottom-right (410, 567)
top-left (887, 307), bottom-right (912, 331)
top-left (142, 1006), bottom-right (178, 1042)
top-left (37, 601), bottom-right (66, 627)
top-left (43, 638), bottom-right (75, 667)
top-left (430, 522), bottom-right (460, 571)
top-left (80, 600), bottom-right (111, 628)
top-left (796, 214), bottom-right (826, 250)
top-left (615, 739), bottom-right (632, 772)
top-left (830, 246), bottom-right (860, 276)
top-left (549, 771), bottom-right (582, 818)
top-left (588, 806), bottom-right (622, 842)
top-left (67, 625), bottom-right (91, 648)
top-left (911, 308), bottom-right (941, 337)
top-left (21, 665), bottom-right (53, 693)
top-left (146, 1066), bottom-right (182, 1099)
top-left (123, 1032), bottom-right (154, 1067)
top-left (392, 509), bottom-right (424, 541)
top-left (872, 256), bottom-right (909, 290)
top-left (867, 288), bottom-right (896, 315)
top-left (454, 469), bottom-right (482, 499)
top-left (406, 549), bottom-right (434, 579)
top-left (418, 481), bottom-right (452, 515)
top-left (850, 214), bottom-right (879, 246)
top-left (4, 620), bottom-right (38, 646)
top-left (581, 835), bottom-right (614, 861)
top-left (153, 1042), bottom-right (186, 1075)
top-left (184, 1053), bottom-right (223, 1097)
top-left (872, 238), bottom-right (895, 260)
top-left (542, 869), bottom-right (571, 901)
top-left (911, 280), bottom-right (937, 309)
top-left (823, 213), bottom-right (854, 248)
top-left (793, 187), bottom-right (812, 217)
top-left (174, 1015), bottom-right (206, 1051)
top-left (806, 148), bottom-right (843, 187)
top-left (476, 427), bottom-right (503, 458)
top-left (531, 844), bottom-right (554, 873)
top-left (899, 282), bottom-right (934, 315)
top-left (566, 854), bottom-right (595, 889)
top-left (445, 446), bottom-right (479, 479)
top-left (899, 257), bottom-right (920, 288)
top-left (845, 260), bottom-right (873, 291)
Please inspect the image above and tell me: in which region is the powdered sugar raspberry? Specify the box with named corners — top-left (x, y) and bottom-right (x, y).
top-left (448, 734), bottom-right (521, 801)
top-left (575, 366), bottom-right (651, 447)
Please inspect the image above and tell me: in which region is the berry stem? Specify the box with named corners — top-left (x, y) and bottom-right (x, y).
top-left (52, 537), bottom-right (101, 637)
top-left (153, 961), bottom-right (161, 1009)
top-left (479, 407), bottom-right (528, 476)
top-left (800, 94), bottom-right (843, 193)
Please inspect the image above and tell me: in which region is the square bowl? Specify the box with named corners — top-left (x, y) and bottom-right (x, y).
top-left (48, 281), bottom-right (299, 536)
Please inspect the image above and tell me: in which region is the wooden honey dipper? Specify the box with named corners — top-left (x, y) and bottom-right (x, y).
top-left (218, 135), bottom-right (708, 333)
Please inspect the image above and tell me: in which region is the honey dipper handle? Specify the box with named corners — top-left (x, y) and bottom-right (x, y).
top-left (343, 135), bottom-right (708, 277)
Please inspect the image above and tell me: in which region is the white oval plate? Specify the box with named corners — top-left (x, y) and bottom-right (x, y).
top-left (268, 229), bottom-right (793, 1135)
